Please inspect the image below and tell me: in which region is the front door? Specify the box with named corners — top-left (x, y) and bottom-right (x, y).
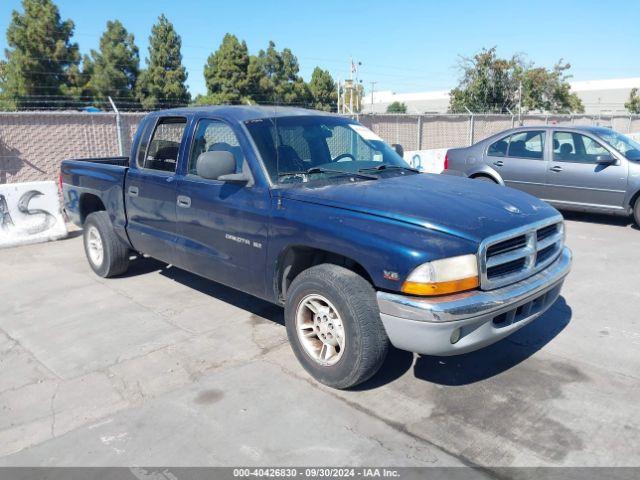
top-left (544, 131), bottom-right (628, 211)
top-left (124, 116), bottom-right (187, 264)
top-left (486, 130), bottom-right (548, 197)
top-left (174, 118), bottom-right (270, 298)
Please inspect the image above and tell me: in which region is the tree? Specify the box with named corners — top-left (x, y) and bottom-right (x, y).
top-left (137, 15), bottom-right (190, 110)
top-left (625, 88), bottom-right (640, 114)
top-left (1, 0), bottom-right (80, 110)
top-left (448, 47), bottom-right (583, 114)
top-left (249, 41), bottom-right (312, 106)
top-left (520, 61), bottom-right (584, 114)
top-left (89, 20), bottom-right (139, 104)
top-left (448, 47), bottom-right (521, 114)
top-left (200, 33), bottom-right (250, 105)
top-left (308, 67), bottom-right (337, 111)
top-left (386, 101), bottom-right (407, 113)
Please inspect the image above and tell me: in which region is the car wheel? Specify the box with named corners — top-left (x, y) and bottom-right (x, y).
top-left (83, 211), bottom-right (130, 278)
top-left (285, 264), bottom-right (389, 389)
top-left (634, 197), bottom-right (640, 227)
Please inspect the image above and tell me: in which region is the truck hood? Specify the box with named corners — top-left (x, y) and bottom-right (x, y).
top-left (278, 173), bottom-right (559, 243)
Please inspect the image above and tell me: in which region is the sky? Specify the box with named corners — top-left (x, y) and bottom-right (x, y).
top-left (1, 0), bottom-right (639, 98)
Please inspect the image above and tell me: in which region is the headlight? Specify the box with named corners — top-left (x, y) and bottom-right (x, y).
top-left (402, 254), bottom-right (479, 296)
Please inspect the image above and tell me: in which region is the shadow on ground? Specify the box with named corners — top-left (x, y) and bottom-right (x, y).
top-left (122, 255), bottom-right (284, 324)
top-left (119, 256), bottom-right (572, 390)
top-left (561, 210), bottom-right (636, 229)
top-left (413, 297), bottom-right (572, 386)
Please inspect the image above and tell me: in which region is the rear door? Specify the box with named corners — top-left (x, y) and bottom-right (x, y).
top-left (124, 116), bottom-right (188, 264)
top-left (486, 130), bottom-right (548, 197)
top-left (544, 130), bottom-right (628, 210)
top-left (173, 117), bottom-right (270, 298)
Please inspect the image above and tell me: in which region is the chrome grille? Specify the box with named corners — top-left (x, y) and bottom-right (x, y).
top-left (479, 216), bottom-right (564, 290)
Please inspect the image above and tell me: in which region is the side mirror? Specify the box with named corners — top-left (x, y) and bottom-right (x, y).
top-left (595, 154), bottom-right (615, 165)
top-left (196, 151), bottom-right (236, 180)
top-left (392, 143), bottom-right (404, 157)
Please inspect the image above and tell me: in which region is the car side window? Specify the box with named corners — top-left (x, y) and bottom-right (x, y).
top-left (140, 117), bottom-right (187, 172)
top-left (487, 136), bottom-right (509, 157)
top-left (506, 131), bottom-right (545, 160)
top-left (188, 119), bottom-right (245, 176)
top-left (553, 132), bottom-right (609, 163)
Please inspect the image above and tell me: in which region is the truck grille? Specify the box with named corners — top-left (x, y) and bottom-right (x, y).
top-left (479, 216), bottom-right (564, 290)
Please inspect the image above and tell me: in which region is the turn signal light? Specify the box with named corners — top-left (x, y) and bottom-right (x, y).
top-left (402, 276), bottom-right (479, 296)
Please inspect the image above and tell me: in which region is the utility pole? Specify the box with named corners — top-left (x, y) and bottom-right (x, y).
top-left (337, 79), bottom-right (341, 114)
top-left (518, 81), bottom-right (523, 125)
top-left (370, 81), bottom-right (377, 112)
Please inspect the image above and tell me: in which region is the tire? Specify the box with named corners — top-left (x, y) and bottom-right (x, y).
top-left (474, 175), bottom-right (497, 183)
top-left (634, 197), bottom-right (640, 228)
top-left (285, 264), bottom-right (389, 389)
top-left (83, 211), bottom-right (130, 278)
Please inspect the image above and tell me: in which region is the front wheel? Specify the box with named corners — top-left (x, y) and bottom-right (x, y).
top-left (634, 197), bottom-right (640, 228)
top-left (285, 264), bottom-right (389, 389)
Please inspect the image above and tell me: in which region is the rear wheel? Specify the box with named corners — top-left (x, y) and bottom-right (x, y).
top-left (634, 197), bottom-right (640, 227)
top-left (285, 264), bottom-right (389, 389)
top-left (83, 211), bottom-right (130, 278)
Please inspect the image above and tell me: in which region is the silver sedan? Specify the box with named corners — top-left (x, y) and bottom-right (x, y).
top-left (445, 126), bottom-right (640, 226)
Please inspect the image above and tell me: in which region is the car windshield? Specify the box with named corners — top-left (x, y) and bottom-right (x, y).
top-left (599, 130), bottom-right (640, 161)
top-left (244, 115), bottom-right (413, 184)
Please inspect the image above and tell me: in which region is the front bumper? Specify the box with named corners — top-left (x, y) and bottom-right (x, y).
top-left (377, 247), bottom-right (572, 356)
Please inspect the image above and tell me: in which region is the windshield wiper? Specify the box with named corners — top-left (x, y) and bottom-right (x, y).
top-left (278, 167), bottom-right (378, 180)
top-left (358, 164), bottom-right (420, 174)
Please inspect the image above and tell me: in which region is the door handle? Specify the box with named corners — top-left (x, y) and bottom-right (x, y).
top-left (549, 166), bottom-right (563, 172)
top-left (177, 195), bottom-right (191, 208)
top-left (127, 186), bottom-right (139, 197)
top-left (493, 160), bottom-right (504, 167)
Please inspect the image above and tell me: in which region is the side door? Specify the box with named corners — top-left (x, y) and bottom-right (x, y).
top-left (124, 116), bottom-right (188, 264)
top-left (174, 118), bottom-right (270, 298)
top-left (486, 130), bottom-right (549, 197)
top-left (544, 130), bottom-right (628, 211)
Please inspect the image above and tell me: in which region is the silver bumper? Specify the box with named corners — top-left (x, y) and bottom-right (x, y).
top-left (376, 247), bottom-right (572, 356)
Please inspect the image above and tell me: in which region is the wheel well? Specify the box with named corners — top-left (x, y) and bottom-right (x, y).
top-left (470, 173), bottom-right (498, 183)
top-left (275, 246), bottom-right (373, 304)
top-left (79, 194), bottom-right (106, 224)
top-left (630, 190), bottom-right (640, 211)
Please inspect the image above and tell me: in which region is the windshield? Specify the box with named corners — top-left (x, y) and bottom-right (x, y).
top-left (244, 115), bottom-right (412, 184)
top-left (599, 130), bottom-right (640, 161)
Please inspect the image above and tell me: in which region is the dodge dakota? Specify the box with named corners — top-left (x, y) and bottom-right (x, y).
top-left (61, 106), bottom-right (572, 389)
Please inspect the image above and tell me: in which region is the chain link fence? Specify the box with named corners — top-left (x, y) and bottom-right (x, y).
top-left (2, 111), bottom-right (640, 184)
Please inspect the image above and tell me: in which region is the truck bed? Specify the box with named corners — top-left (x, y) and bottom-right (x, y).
top-left (60, 156), bottom-right (130, 245)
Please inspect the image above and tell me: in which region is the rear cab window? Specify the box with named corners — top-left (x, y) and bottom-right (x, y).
top-left (138, 116), bottom-right (187, 172)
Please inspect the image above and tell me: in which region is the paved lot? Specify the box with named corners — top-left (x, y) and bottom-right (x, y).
top-left (0, 212), bottom-right (639, 468)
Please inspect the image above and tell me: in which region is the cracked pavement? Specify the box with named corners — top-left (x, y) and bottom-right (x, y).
top-left (0, 212), bottom-right (639, 468)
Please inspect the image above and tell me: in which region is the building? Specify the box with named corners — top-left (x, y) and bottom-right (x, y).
top-left (362, 77), bottom-right (640, 115)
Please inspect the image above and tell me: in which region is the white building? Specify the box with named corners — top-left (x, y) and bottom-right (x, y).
top-left (361, 77), bottom-right (640, 114)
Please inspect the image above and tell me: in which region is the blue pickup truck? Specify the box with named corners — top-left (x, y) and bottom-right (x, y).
top-left (61, 106), bottom-right (572, 389)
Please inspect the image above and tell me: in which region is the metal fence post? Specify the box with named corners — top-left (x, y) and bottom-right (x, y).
top-left (108, 96), bottom-right (124, 156)
top-left (417, 115), bottom-right (423, 150)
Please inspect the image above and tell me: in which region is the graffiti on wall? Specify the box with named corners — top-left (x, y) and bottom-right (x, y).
top-left (403, 148), bottom-right (448, 174)
top-left (0, 181), bottom-right (67, 248)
